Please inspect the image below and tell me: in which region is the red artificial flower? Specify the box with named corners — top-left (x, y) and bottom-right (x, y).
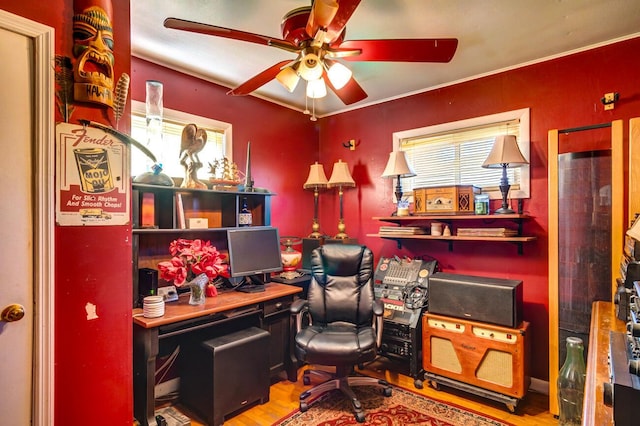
top-left (158, 238), bottom-right (229, 287)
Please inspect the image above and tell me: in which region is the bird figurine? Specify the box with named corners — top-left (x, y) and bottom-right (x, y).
top-left (179, 123), bottom-right (208, 189)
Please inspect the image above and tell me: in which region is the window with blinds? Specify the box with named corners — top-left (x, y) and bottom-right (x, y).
top-left (392, 108), bottom-right (530, 200)
top-left (130, 101), bottom-right (231, 180)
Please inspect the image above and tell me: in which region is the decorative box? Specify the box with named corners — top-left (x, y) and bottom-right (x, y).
top-left (414, 185), bottom-right (480, 214)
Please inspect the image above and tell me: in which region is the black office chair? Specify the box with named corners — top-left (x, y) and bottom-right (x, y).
top-left (290, 244), bottom-right (392, 423)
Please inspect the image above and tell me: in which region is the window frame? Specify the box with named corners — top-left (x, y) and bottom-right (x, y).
top-left (391, 108), bottom-right (530, 201)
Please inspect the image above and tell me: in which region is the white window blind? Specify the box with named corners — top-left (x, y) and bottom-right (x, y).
top-left (401, 120), bottom-right (520, 192)
top-left (392, 108), bottom-right (530, 200)
top-left (130, 101), bottom-right (231, 180)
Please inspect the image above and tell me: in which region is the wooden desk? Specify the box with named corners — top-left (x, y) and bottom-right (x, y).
top-left (133, 283), bottom-right (301, 426)
top-left (582, 301), bottom-right (626, 425)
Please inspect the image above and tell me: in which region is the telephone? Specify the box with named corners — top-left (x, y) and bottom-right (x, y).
top-left (158, 285), bottom-right (179, 302)
top-left (373, 256), bottom-right (437, 310)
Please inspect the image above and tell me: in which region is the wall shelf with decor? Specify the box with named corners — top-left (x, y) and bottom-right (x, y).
top-left (131, 183), bottom-right (275, 306)
top-left (367, 214), bottom-right (536, 254)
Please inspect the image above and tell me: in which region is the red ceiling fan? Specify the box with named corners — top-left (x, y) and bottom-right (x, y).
top-left (164, 0), bottom-right (458, 106)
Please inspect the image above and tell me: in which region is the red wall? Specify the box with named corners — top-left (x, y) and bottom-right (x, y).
top-left (1, 1), bottom-right (133, 424)
top-left (317, 37), bottom-right (640, 380)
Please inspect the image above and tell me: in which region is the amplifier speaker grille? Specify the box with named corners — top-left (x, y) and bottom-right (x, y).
top-left (431, 337), bottom-right (461, 373)
top-left (477, 349), bottom-right (513, 387)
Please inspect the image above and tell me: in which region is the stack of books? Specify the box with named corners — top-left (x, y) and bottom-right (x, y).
top-left (457, 228), bottom-right (518, 237)
top-left (379, 226), bottom-right (426, 235)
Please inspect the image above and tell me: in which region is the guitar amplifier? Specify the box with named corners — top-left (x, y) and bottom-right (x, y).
top-left (422, 312), bottom-right (530, 408)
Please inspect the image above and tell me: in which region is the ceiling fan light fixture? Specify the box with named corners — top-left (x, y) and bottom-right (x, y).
top-left (307, 78), bottom-right (327, 99)
top-left (298, 53), bottom-right (323, 81)
top-left (276, 66), bottom-right (300, 93)
top-left (327, 61), bottom-right (352, 90)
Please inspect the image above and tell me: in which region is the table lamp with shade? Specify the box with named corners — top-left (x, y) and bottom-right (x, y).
top-left (381, 150), bottom-right (416, 216)
top-left (482, 135), bottom-right (529, 214)
top-left (328, 159), bottom-right (356, 239)
top-left (303, 162), bottom-right (329, 238)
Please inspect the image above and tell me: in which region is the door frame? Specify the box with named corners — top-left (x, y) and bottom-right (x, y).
top-left (547, 120), bottom-right (624, 415)
top-left (0, 9), bottom-right (55, 425)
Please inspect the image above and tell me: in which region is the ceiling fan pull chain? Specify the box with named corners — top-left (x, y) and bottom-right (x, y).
top-left (311, 96), bottom-right (318, 121)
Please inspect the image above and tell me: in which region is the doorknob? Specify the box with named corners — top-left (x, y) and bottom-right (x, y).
top-left (1, 304), bottom-right (25, 322)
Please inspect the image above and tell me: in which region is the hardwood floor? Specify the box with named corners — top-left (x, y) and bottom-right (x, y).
top-left (170, 359), bottom-right (558, 426)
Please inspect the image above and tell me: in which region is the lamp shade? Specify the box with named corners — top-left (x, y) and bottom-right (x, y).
top-left (328, 159), bottom-right (355, 187)
top-left (303, 162), bottom-right (329, 189)
top-left (482, 135), bottom-right (529, 168)
top-left (276, 66), bottom-right (300, 93)
top-left (381, 151), bottom-right (417, 178)
top-left (306, 78), bottom-right (327, 99)
top-left (327, 61), bottom-right (352, 90)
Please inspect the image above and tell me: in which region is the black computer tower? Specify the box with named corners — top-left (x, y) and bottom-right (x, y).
top-left (181, 327), bottom-right (270, 426)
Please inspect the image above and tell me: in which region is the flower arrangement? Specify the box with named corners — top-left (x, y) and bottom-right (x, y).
top-left (157, 239), bottom-right (229, 292)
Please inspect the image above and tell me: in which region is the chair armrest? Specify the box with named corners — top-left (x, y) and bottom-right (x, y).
top-left (372, 299), bottom-right (384, 317)
top-left (290, 298), bottom-right (309, 333)
top-left (290, 298), bottom-right (308, 315)
top-left (372, 299), bottom-right (384, 348)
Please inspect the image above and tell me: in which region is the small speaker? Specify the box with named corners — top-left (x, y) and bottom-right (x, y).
top-left (428, 272), bottom-right (523, 328)
top-left (422, 313), bottom-right (530, 400)
top-left (181, 327), bottom-right (270, 426)
top-left (138, 268), bottom-right (158, 302)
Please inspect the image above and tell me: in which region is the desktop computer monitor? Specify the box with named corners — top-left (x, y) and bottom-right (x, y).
top-left (227, 227), bottom-right (283, 292)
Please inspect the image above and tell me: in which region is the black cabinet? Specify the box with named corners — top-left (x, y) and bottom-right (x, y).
top-left (260, 296), bottom-right (296, 381)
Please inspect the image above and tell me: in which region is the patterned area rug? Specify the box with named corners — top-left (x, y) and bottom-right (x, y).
top-left (273, 384), bottom-right (513, 426)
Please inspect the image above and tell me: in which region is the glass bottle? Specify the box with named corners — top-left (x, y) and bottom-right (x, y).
top-left (238, 197), bottom-right (252, 227)
top-left (557, 336), bottom-right (586, 425)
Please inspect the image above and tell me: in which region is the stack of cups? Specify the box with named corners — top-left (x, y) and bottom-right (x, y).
top-left (143, 295), bottom-right (165, 318)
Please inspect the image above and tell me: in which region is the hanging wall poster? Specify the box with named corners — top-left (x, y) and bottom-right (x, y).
top-left (56, 122), bottom-right (130, 226)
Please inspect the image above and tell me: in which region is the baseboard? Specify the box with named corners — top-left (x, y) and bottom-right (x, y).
top-left (155, 377), bottom-right (180, 397)
top-left (528, 377), bottom-right (549, 395)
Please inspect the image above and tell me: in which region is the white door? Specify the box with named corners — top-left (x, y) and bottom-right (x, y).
top-left (0, 24), bottom-right (35, 426)
top-left (0, 11), bottom-right (55, 425)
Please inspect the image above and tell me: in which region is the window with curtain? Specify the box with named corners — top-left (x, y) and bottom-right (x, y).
top-left (392, 108), bottom-right (530, 200)
top-left (130, 101), bottom-right (232, 180)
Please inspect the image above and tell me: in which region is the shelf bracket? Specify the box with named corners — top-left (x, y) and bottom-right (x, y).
top-left (514, 242), bottom-right (523, 255)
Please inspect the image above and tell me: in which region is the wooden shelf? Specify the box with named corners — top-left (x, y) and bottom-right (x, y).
top-left (370, 213), bottom-right (536, 254)
top-left (368, 233), bottom-right (536, 242)
top-left (373, 213), bottom-right (532, 222)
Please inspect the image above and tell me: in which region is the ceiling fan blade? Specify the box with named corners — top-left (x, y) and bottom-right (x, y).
top-left (228, 60), bottom-right (292, 95)
top-left (324, 73), bottom-right (367, 105)
top-left (324, 0), bottom-right (362, 43)
top-left (338, 38), bottom-right (458, 62)
top-left (306, 0), bottom-right (339, 38)
top-left (164, 17), bottom-right (299, 53)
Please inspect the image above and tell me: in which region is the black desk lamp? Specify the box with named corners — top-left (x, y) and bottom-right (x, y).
top-left (381, 150), bottom-right (416, 215)
top-left (482, 135), bottom-right (529, 214)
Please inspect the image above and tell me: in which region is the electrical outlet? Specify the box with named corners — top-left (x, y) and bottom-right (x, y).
top-left (602, 92), bottom-right (618, 110)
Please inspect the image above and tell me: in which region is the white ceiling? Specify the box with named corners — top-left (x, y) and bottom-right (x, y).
top-left (131, 0), bottom-right (640, 118)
